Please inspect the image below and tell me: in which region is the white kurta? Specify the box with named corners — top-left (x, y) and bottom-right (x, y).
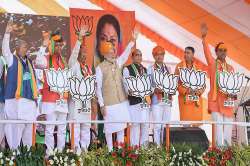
top-left (2, 32), bottom-right (46, 149)
top-left (0, 59), bottom-right (5, 145)
top-left (147, 64), bottom-right (172, 105)
top-left (68, 40), bottom-right (92, 121)
top-left (123, 65), bottom-right (150, 145)
top-left (96, 41), bottom-right (134, 134)
top-left (103, 101), bottom-right (130, 134)
top-left (2, 33), bottom-right (46, 120)
top-left (0, 94), bottom-right (5, 147)
top-left (147, 64), bottom-right (172, 145)
top-left (122, 66), bottom-right (150, 122)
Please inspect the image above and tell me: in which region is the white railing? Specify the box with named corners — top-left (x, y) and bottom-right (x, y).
top-left (0, 120), bottom-right (249, 126)
top-left (1, 120), bottom-right (249, 151)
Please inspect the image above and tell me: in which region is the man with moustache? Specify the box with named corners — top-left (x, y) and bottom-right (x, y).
top-left (96, 28), bottom-right (138, 151)
top-left (201, 23), bottom-right (235, 146)
top-left (123, 49), bottom-right (150, 146)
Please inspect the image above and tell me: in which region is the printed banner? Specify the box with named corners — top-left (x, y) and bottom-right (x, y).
top-left (69, 8), bottom-right (135, 69)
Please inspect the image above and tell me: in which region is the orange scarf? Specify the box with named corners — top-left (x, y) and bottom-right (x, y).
top-left (182, 61), bottom-right (199, 106)
top-left (212, 59), bottom-right (228, 101)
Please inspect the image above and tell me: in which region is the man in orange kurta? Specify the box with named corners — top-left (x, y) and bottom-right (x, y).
top-left (175, 47), bottom-right (205, 121)
top-left (201, 24), bottom-right (234, 146)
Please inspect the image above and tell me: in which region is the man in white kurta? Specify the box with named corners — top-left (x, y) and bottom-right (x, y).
top-left (2, 22), bottom-right (47, 149)
top-left (40, 31), bottom-right (69, 155)
top-left (147, 46), bottom-right (172, 146)
top-left (68, 27), bottom-right (95, 154)
top-left (123, 49), bottom-right (150, 146)
top-left (96, 32), bottom-right (137, 151)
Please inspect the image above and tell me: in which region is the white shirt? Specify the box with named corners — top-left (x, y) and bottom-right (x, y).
top-left (122, 67), bottom-right (130, 95)
top-left (147, 64), bottom-right (171, 105)
top-left (69, 40), bottom-right (83, 77)
top-left (96, 41), bottom-right (135, 107)
top-left (68, 40), bottom-right (92, 111)
top-left (2, 33), bottom-right (47, 69)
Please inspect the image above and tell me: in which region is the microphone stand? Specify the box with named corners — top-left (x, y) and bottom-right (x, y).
top-left (233, 77), bottom-right (250, 144)
top-left (235, 78), bottom-right (250, 116)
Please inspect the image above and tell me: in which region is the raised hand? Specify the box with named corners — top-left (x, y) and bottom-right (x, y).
top-left (132, 27), bottom-right (139, 42)
top-left (79, 25), bottom-right (88, 37)
top-left (201, 23), bottom-right (208, 39)
top-left (42, 31), bottom-right (50, 47)
top-left (5, 21), bottom-right (14, 33)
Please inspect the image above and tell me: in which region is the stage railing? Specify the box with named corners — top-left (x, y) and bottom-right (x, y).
top-left (1, 120), bottom-right (250, 152)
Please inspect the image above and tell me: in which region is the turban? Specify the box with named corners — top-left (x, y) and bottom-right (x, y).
top-left (49, 29), bottom-right (63, 54)
top-left (51, 29), bottom-right (63, 43)
top-left (152, 45), bottom-right (165, 57)
top-left (215, 42), bottom-right (227, 52)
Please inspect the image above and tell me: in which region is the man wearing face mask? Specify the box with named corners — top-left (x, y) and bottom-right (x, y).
top-left (95, 28), bottom-right (138, 151)
top-left (40, 29), bottom-right (69, 155)
top-left (2, 21), bottom-right (47, 149)
top-left (174, 47), bottom-right (205, 121)
top-left (95, 14), bottom-right (123, 67)
top-left (147, 46), bottom-right (172, 146)
top-left (123, 49), bottom-right (150, 146)
top-left (68, 26), bottom-right (97, 154)
top-left (201, 23), bottom-right (235, 146)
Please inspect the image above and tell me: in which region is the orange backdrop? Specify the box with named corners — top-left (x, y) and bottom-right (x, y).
top-left (69, 8), bottom-right (135, 68)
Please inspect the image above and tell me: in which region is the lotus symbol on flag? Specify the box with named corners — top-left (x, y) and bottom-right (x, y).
top-left (153, 69), bottom-right (178, 95)
top-left (218, 71), bottom-right (244, 95)
top-left (72, 15), bottom-right (93, 36)
top-left (69, 75), bottom-right (96, 102)
top-left (45, 68), bottom-right (73, 96)
top-left (179, 68), bottom-right (206, 91)
top-left (125, 75), bottom-right (152, 99)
